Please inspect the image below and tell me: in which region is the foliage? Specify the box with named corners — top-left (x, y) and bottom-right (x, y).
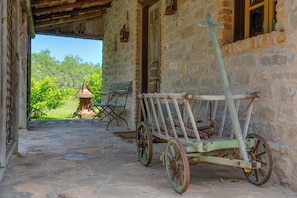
top-left (31, 49), bottom-right (103, 119)
top-left (30, 77), bottom-right (71, 118)
top-left (31, 50), bottom-right (101, 89)
top-left (86, 71), bottom-right (102, 103)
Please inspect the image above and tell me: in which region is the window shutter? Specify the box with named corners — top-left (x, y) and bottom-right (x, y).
top-left (234, 0), bottom-right (245, 42)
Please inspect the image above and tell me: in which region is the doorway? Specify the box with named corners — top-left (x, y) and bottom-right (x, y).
top-left (141, 1), bottom-right (161, 93)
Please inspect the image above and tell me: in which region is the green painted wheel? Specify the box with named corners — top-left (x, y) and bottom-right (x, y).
top-left (244, 134), bottom-right (273, 185)
top-left (136, 122), bottom-right (153, 166)
top-left (165, 138), bottom-right (190, 194)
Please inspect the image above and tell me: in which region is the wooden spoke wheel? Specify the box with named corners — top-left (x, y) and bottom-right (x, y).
top-left (136, 122), bottom-right (153, 166)
top-left (165, 138), bottom-right (190, 194)
top-left (244, 133), bottom-right (273, 185)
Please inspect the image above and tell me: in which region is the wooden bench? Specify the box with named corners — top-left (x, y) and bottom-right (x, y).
top-left (92, 81), bottom-right (133, 130)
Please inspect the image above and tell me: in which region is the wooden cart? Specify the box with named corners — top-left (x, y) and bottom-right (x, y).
top-left (135, 14), bottom-right (272, 194)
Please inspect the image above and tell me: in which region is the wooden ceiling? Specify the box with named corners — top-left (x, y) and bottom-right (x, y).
top-left (31, 0), bottom-right (112, 37)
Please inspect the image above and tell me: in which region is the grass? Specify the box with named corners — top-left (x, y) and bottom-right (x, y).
top-left (38, 97), bottom-right (79, 120)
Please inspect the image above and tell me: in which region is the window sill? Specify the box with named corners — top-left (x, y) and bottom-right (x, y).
top-left (221, 31), bottom-right (286, 56)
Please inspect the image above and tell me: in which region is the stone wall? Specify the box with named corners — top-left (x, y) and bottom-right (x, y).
top-left (162, 0), bottom-right (220, 94)
top-left (222, 0), bottom-right (297, 190)
top-left (103, 0), bottom-right (297, 191)
top-left (102, 0), bottom-right (141, 130)
top-left (161, 0), bottom-right (297, 190)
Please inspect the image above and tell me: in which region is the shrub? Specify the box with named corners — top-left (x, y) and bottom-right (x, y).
top-left (30, 77), bottom-right (71, 118)
top-left (86, 71), bottom-right (102, 103)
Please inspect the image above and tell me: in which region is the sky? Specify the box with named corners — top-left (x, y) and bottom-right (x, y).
top-left (31, 34), bottom-right (103, 65)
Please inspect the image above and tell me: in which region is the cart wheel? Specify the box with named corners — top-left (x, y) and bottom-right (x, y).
top-left (165, 138), bottom-right (190, 194)
top-left (244, 133), bottom-right (273, 185)
top-left (136, 122), bottom-right (153, 166)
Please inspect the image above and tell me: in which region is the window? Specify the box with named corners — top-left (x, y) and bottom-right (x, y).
top-left (234, 0), bottom-right (276, 42)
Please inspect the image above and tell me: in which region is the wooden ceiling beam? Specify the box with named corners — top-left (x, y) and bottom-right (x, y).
top-left (34, 16), bottom-right (100, 32)
top-left (31, 0), bottom-right (70, 7)
top-left (34, 12), bottom-right (102, 28)
top-left (32, 1), bottom-right (111, 16)
top-left (31, 0), bottom-right (110, 7)
top-left (34, 30), bottom-right (104, 40)
top-left (33, 5), bottom-right (106, 22)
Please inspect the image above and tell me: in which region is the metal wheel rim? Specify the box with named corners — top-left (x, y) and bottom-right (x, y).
top-left (136, 122), bottom-right (153, 166)
top-left (244, 133), bottom-right (273, 185)
top-left (165, 138), bottom-right (190, 194)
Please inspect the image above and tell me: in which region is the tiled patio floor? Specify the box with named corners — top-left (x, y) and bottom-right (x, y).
top-left (0, 119), bottom-right (296, 198)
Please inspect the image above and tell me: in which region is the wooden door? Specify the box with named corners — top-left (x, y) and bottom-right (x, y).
top-left (147, 2), bottom-right (161, 93)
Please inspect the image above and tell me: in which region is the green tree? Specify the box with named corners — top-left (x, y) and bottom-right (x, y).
top-left (30, 77), bottom-right (70, 118)
top-left (31, 49), bottom-right (59, 81)
top-left (60, 55), bottom-right (82, 87)
top-left (32, 50), bottom-right (102, 90)
top-left (86, 71), bottom-right (102, 103)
